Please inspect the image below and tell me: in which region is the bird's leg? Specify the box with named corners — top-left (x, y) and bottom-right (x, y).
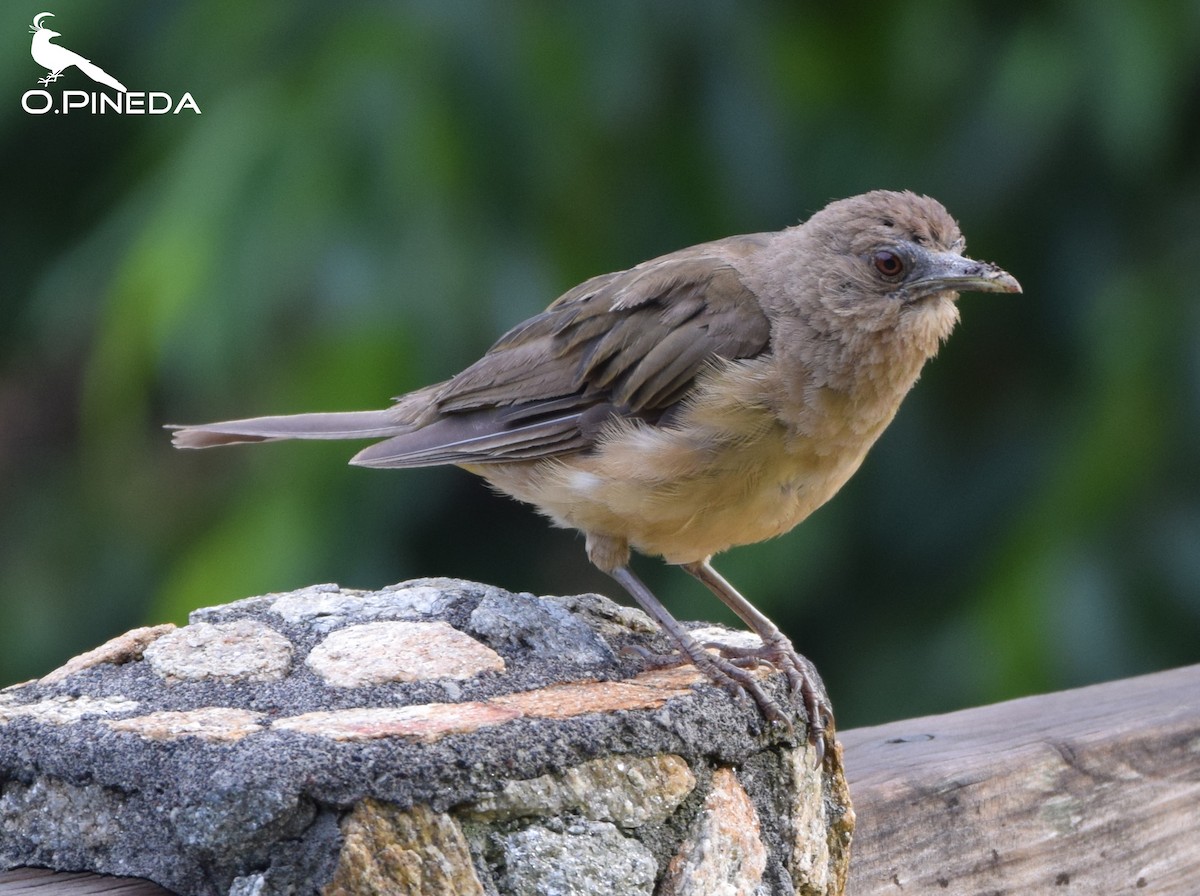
top-left (606, 564), bottom-right (793, 733)
top-left (681, 559), bottom-right (832, 753)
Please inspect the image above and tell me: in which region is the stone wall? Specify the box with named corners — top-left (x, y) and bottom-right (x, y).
top-left (0, 580), bottom-right (853, 895)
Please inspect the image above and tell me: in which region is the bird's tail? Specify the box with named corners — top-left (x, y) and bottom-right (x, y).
top-left (76, 59), bottom-right (126, 92)
top-left (169, 409), bottom-right (406, 449)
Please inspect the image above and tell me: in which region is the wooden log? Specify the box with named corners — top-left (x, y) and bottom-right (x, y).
top-left (0, 868), bottom-right (169, 894)
top-left (841, 663), bottom-right (1200, 894)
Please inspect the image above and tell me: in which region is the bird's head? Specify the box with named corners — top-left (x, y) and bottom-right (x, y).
top-left (802, 190), bottom-right (1021, 345)
top-left (30, 12), bottom-right (59, 37)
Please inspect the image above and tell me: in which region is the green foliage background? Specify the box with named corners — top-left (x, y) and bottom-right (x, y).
top-left (2, 2), bottom-right (1198, 728)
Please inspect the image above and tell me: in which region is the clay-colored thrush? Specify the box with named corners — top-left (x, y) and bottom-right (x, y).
top-left (171, 190), bottom-right (1021, 749)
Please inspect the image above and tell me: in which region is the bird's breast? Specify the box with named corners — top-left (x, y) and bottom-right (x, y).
top-left (473, 365), bottom-right (890, 564)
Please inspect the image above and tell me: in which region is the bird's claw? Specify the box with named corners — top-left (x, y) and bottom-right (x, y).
top-left (688, 644), bottom-right (795, 731)
top-left (699, 634), bottom-right (834, 763)
top-left (628, 635), bottom-right (832, 762)
top-left (620, 642), bottom-right (790, 731)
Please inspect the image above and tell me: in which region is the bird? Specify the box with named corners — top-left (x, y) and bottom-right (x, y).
top-left (29, 12), bottom-right (127, 93)
top-left (171, 190), bottom-right (1021, 753)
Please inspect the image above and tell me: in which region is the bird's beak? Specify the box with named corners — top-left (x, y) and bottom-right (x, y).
top-left (910, 251), bottom-right (1022, 299)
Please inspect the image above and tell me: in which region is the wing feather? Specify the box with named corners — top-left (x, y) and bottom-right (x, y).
top-left (354, 236), bottom-right (773, 468)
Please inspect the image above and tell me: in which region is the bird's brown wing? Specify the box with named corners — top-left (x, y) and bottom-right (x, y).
top-left (352, 238), bottom-right (773, 468)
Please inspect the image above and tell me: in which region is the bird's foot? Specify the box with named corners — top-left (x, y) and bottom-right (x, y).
top-left (606, 563), bottom-right (830, 761)
top-left (38, 72), bottom-right (60, 86)
top-left (623, 634), bottom-right (830, 760)
top-left (678, 638), bottom-right (799, 730)
top-left (621, 642), bottom-right (788, 726)
top-left (700, 632), bottom-right (833, 762)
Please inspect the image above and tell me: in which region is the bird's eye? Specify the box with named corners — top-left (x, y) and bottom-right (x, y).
top-left (873, 250), bottom-right (905, 278)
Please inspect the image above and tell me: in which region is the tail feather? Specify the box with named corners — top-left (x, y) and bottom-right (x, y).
top-left (169, 409), bottom-right (405, 449)
top-left (76, 59), bottom-right (126, 92)
top-left (350, 411), bottom-right (584, 468)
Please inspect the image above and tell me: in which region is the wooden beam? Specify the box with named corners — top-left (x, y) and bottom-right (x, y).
top-left (840, 663), bottom-right (1200, 894)
top-left (0, 868), bottom-right (169, 895)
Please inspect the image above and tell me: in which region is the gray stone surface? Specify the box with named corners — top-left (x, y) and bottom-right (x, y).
top-left (497, 820), bottom-right (658, 896)
top-left (143, 619), bottom-right (294, 682)
top-left (467, 590), bottom-right (616, 667)
top-left (305, 619), bottom-right (506, 687)
top-left (464, 753), bottom-right (696, 827)
top-left (262, 580), bottom-right (465, 630)
top-left (659, 767), bottom-right (768, 896)
top-left (0, 579), bottom-right (849, 896)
